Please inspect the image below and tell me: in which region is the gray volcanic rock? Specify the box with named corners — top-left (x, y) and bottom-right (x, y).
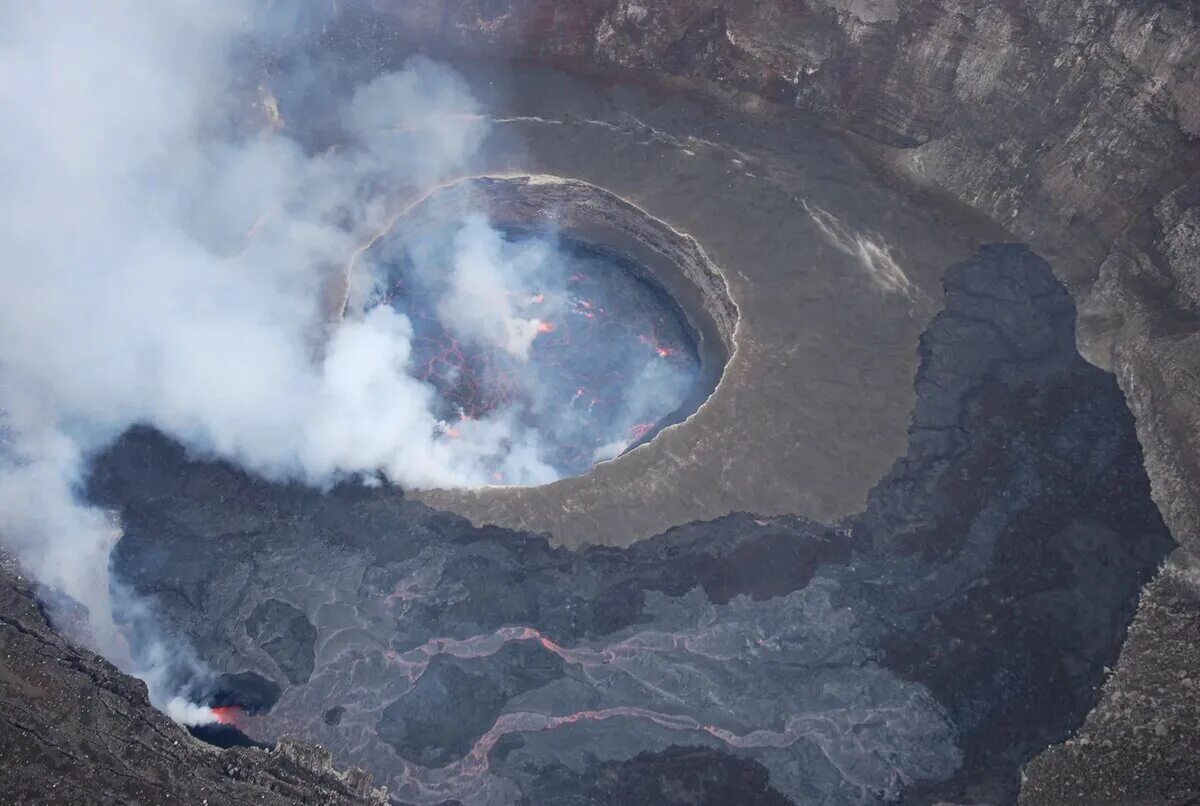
top-left (377, 643), bottom-right (565, 767)
top-left (0, 554), bottom-right (386, 806)
top-left (1088, 183), bottom-right (1200, 569)
top-left (1020, 548), bottom-right (1200, 805)
top-left (378, 659), bottom-right (506, 767)
top-left (97, 245), bottom-right (1175, 803)
top-left (247, 599), bottom-right (319, 685)
top-left (516, 745), bottom-right (795, 805)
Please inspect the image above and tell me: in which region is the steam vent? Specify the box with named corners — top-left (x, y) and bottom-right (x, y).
top-left (2, 3), bottom-right (1199, 805)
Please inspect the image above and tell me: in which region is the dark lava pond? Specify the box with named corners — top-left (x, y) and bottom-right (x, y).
top-left (368, 216), bottom-right (705, 482)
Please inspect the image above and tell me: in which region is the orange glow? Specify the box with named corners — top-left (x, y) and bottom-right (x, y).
top-left (628, 423), bottom-right (654, 442)
top-left (211, 706), bottom-right (240, 726)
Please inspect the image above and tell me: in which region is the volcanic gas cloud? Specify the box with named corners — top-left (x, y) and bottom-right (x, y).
top-left (0, 1), bottom-right (700, 720)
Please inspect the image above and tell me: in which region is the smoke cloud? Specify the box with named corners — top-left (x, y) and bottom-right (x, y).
top-left (0, 1), bottom-right (493, 709)
top-left (0, 0), bottom-right (697, 719)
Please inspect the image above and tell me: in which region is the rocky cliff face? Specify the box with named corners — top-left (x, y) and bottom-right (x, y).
top-left (1020, 548), bottom-right (1200, 805)
top-left (372, 2), bottom-right (1198, 262)
top-left (0, 553), bottom-right (387, 806)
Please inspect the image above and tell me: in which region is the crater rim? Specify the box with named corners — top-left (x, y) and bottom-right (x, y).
top-left (373, 173), bottom-right (739, 488)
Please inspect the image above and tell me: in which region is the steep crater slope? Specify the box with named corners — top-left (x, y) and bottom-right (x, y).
top-left (0, 555), bottom-right (387, 806)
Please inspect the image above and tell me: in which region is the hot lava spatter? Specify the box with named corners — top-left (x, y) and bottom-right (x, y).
top-left (371, 225), bottom-right (701, 481)
top-left (211, 705), bottom-right (241, 726)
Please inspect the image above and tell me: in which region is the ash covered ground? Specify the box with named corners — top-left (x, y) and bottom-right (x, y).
top-left (99, 246), bottom-right (1173, 804)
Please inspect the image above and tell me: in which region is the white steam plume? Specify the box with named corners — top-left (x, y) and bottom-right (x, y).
top-left (164, 698), bottom-right (223, 728)
top-left (0, 0), bottom-right (572, 714)
top-left (438, 216), bottom-right (546, 361)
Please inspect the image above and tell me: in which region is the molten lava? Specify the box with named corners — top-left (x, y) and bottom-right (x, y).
top-left (371, 226), bottom-right (702, 478)
top-left (638, 333), bottom-right (679, 358)
top-left (628, 423), bottom-right (654, 442)
top-left (211, 705), bottom-right (241, 726)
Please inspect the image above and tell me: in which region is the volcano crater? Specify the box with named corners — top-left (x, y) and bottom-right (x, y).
top-left (364, 175), bottom-right (735, 484)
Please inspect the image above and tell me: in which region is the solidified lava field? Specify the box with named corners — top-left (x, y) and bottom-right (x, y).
top-left (371, 222), bottom-right (702, 480)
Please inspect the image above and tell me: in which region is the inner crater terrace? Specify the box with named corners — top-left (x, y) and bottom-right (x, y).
top-left (1, 3), bottom-right (1199, 806)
